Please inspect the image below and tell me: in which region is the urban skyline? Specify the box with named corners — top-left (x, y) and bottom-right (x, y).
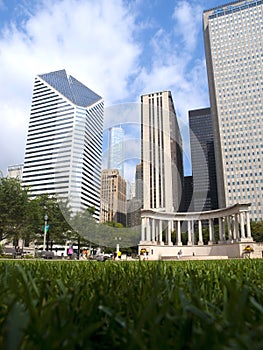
top-left (0, 0), bottom-right (227, 177)
top-left (1, 0), bottom-right (263, 223)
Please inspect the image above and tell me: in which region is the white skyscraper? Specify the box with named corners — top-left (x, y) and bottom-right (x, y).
top-left (204, 0), bottom-right (263, 221)
top-left (22, 69), bottom-right (104, 220)
top-left (141, 91), bottom-right (183, 212)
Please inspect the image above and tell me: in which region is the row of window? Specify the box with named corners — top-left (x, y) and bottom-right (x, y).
top-left (227, 172), bottom-right (263, 178)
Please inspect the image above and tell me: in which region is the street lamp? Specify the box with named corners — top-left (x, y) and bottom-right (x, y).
top-left (43, 214), bottom-right (48, 251)
top-left (115, 236), bottom-right (122, 258)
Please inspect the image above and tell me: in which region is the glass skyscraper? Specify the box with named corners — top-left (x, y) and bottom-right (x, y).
top-left (107, 126), bottom-right (124, 177)
top-left (22, 69), bottom-right (104, 220)
top-left (189, 108), bottom-right (218, 212)
top-left (203, 0), bottom-right (263, 221)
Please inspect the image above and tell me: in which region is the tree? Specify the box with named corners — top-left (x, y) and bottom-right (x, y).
top-left (0, 178), bottom-right (73, 249)
top-left (29, 194), bottom-right (73, 248)
top-left (0, 177), bottom-right (30, 244)
top-left (251, 221), bottom-right (263, 242)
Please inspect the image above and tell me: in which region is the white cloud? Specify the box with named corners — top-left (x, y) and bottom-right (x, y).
top-left (172, 0), bottom-right (203, 52)
top-left (0, 0), bottom-right (211, 179)
top-left (0, 0), bottom-right (141, 174)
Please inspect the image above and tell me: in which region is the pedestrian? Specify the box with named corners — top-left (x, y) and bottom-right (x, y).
top-left (67, 246), bottom-right (73, 259)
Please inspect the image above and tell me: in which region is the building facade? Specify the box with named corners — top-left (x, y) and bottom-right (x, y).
top-left (100, 169), bottom-right (127, 226)
top-left (189, 108), bottom-right (218, 212)
top-left (126, 198), bottom-right (142, 228)
top-left (141, 91), bottom-right (183, 213)
top-left (135, 162), bottom-right (143, 204)
top-left (203, 0), bottom-right (263, 221)
top-left (107, 126), bottom-right (124, 178)
top-left (7, 164), bottom-right (24, 181)
top-left (180, 175), bottom-right (194, 213)
top-left (22, 69), bottom-right (104, 220)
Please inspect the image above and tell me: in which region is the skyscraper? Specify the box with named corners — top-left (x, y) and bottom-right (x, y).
top-left (141, 91), bottom-right (183, 212)
top-left (135, 162), bottom-right (143, 204)
top-left (100, 169), bottom-right (127, 226)
top-left (203, 0), bottom-right (263, 221)
top-left (22, 69), bottom-right (104, 220)
top-left (107, 126), bottom-right (124, 177)
top-left (189, 108), bottom-right (218, 212)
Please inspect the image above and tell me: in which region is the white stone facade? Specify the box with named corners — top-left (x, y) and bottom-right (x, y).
top-left (139, 203), bottom-right (257, 259)
top-left (203, 1), bottom-right (263, 221)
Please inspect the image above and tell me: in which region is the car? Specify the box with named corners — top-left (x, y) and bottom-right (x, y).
top-left (94, 254), bottom-right (112, 262)
top-left (38, 251), bottom-right (55, 259)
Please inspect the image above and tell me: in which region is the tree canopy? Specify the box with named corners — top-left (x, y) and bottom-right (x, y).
top-left (0, 177), bottom-right (72, 247)
top-left (0, 177), bottom-right (140, 251)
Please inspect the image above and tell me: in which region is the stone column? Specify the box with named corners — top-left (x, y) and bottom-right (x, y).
top-left (159, 220), bottom-right (164, 245)
top-left (222, 218), bottom-right (226, 241)
top-left (240, 212), bottom-right (246, 239)
top-left (218, 217), bottom-right (223, 243)
top-left (233, 214), bottom-right (239, 241)
top-left (152, 218), bottom-right (156, 242)
top-left (227, 216), bottom-right (233, 242)
top-left (198, 220), bottom-right (203, 245)
top-left (171, 220), bottom-right (174, 235)
top-left (146, 217), bottom-right (151, 241)
top-left (208, 218), bottom-right (214, 245)
top-left (191, 220), bottom-right (195, 244)
top-left (141, 217), bottom-right (146, 241)
top-left (246, 211), bottom-right (252, 239)
top-left (167, 220), bottom-right (173, 245)
top-left (187, 220), bottom-right (192, 245)
top-left (177, 221), bottom-right (182, 246)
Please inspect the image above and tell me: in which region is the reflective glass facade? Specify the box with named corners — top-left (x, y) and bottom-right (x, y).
top-left (189, 108), bottom-right (218, 212)
top-left (107, 127), bottom-right (124, 177)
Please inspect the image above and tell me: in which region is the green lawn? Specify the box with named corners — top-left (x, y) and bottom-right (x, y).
top-left (0, 259), bottom-right (263, 349)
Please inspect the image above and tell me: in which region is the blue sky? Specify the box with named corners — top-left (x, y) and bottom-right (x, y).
top-left (0, 0), bottom-right (228, 180)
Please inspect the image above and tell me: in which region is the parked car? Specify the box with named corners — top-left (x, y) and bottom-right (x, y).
top-left (94, 253), bottom-right (112, 262)
top-left (37, 251), bottom-right (55, 259)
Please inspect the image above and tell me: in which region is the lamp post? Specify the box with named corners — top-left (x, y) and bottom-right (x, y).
top-left (43, 214), bottom-right (48, 251)
top-left (115, 236), bottom-right (121, 258)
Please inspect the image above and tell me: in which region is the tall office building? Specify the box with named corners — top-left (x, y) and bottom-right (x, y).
top-left (204, 0), bottom-right (263, 221)
top-left (107, 126), bottom-right (124, 177)
top-left (129, 181), bottom-right (136, 199)
top-left (126, 197), bottom-right (142, 228)
top-left (135, 162), bottom-right (143, 204)
top-left (189, 108), bottom-right (218, 212)
top-left (100, 169), bottom-right (127, 226)
top-left (22, 69), bottom-right (104, 220)
top-left (141, 91), bottom-right (183, 212)
top-left (180, 175), bottom-right (194, 213)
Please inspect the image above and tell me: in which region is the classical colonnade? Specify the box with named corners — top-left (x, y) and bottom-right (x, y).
top-left (141, 203), bottom-right (252, 246)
